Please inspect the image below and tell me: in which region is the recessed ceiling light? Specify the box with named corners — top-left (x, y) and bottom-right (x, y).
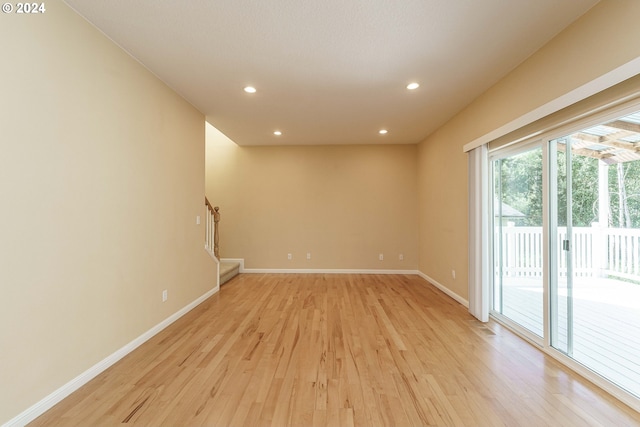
top-left (406, 82), bottom-right (420, 90)
top-left (244, 86), bottom-right (256, 93)
top-left (379, 129), bottom-right (388, 135)
top-left (273, 131), bottom-right (282, 136)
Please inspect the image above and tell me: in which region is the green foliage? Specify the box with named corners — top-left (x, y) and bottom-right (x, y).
top-left (494, 146), bottom-right (640, 228)
top-left (556, 152), bottom-right (598, 227)
top-left (495, 148), bottom-right (543, 227)
top-left (609, 161), bottom-right (640, 228)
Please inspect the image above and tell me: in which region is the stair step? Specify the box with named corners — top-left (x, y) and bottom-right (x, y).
top-left (220, 261), bottom-right (240, 285)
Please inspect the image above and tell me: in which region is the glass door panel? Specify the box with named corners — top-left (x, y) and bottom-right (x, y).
top-left (549, 110), bottom-right (640, 398)
top-left (492, 147), bottom-right (544, 338)
top-left (549, 138), bottom-right (571, 355)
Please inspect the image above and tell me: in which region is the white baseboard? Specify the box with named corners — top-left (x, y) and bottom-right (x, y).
top-left (241, 268), bottom-right (420, 275)
top-left (3, 286), bottom-right (219, 427)
top-left (417, 271), bottom-right (469, 308)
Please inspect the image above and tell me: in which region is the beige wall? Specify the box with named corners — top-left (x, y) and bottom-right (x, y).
top-left (0, 1), bottom-right (216, 423)
top-left (4, 0), bottom-right (640, 422)
top-left (206, 125), bottom-right (419, 270)
top-left (418, 0), bottom-right (640, 299)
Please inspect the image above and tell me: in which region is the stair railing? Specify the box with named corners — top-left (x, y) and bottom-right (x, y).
top-left (205, 198), bottom-right (220, 259)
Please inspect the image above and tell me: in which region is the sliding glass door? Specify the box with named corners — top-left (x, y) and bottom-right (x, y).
top-left (549, 115), bottom-right (640, 398)
top-left (492, 146), bottom-right (544, 339)
top-left (490, 107), bottom-right (640, 402)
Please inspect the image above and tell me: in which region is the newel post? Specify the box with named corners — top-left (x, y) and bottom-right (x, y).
top-left (213, 206), bottom-right (220, 259)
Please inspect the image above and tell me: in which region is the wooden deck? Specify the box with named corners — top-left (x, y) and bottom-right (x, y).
top-left (501, 276), bottom-right (640, 399)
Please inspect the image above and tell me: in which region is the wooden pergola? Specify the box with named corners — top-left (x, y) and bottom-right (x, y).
top-left (556, 111), bottom-right (640, 227)
top-left (562, 112), bottom-right (640, 164)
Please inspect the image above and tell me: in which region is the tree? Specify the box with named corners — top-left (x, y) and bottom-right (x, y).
top-left (494, 145), bottom-right (640, 229)
top-left (495, 148), bottom-right (543, 227)
top-left (609, 161), bottom-right (640, 228)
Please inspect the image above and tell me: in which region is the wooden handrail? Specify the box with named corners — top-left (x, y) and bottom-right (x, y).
top-left (205, 197), bottom-right (215, 214)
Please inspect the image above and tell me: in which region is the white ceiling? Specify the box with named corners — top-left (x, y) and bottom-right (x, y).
top-left (63, 0), bottom-right (599, 146)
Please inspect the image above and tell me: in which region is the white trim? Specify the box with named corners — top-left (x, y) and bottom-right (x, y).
top-left (468, 145), bottom-right (490, 322)
top-left (2, 286), bottom-right (219, 427)
top-left (463, 56), bottom-right (640, 153)
top-left (417, 271), bottom-right (469, 308)
top-left (241, 268), bottom-right (419, 275)
top-left (204, 245), bottom-right (220, 292)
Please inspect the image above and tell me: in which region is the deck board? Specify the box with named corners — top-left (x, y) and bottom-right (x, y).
top-left (501, 276), bottom-right (640, 399)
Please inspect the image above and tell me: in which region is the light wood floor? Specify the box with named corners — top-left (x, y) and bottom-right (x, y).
top-left (30, 274), bottom-right (640, 427)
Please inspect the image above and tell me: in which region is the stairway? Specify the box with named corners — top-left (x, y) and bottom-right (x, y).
top-left (220, 260), bottom-right (240, 285)
top-left (205, 200), bottom-right (240, 286)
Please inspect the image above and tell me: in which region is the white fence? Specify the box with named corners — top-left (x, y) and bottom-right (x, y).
top-left (497, 224), bottom-right (640, 281)
top-left (606, 227), bottom-right (640, 280)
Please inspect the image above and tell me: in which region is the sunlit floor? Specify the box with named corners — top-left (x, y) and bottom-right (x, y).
top-left (29, 274), bottom-right (640, 426)
top-left (500, 276), bottom-right (640, 398)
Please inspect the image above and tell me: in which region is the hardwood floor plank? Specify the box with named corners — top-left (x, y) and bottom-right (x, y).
top-left (28, 273), bottom-right (640, 426)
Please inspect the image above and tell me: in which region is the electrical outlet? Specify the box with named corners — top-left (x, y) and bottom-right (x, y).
top-left (379, 253), bottom-right (384, 261)
top-left (196, 215), bottom-right (201, 225)
top-left (399, 253), bottom-right (404, 261)
top-left (162, 290), bottom-right (168, 302)
top-left (307, 252), bottom-right (311, 260)
top-left (287, 253), bottom-right (292, 260)
top-left (452, 270), bottom-right (456, 279)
